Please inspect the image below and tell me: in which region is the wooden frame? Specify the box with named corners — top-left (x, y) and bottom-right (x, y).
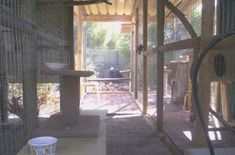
top-left (144, 38), bottom-right (200, 56)
top-left (195, 0), bottom-right (215, 146)
top-left (142, 0), bottom-right (148, 114)
top-left (85, 15), bottom-right (132, 22)
top-left (75, 6), bottom-right (84, 70)
top-left (156, 0), bottom-right (165, 132)
top-left (134, 7), bottom-right (139, 99)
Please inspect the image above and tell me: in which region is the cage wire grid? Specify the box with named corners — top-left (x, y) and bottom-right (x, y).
top-left (0, 0), bottom-right (68, 154)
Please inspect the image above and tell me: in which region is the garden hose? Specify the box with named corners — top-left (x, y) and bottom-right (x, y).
top-left (191, 31), bottom-right (235, 155)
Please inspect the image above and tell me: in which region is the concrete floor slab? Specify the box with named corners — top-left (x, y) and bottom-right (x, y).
top-left (82, 93), bottom-right (173, 155)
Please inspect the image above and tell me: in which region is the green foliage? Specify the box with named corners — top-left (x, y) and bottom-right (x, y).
top-left (86, 23), bottom-right (108, 48)
top-left (116, 34), bottom-right (131, 62)
top-left (85, 22), bottom-right (131, 67)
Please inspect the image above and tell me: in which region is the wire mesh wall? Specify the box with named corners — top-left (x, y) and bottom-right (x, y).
top-left (0, 0), bottom-right (68, 154)
top-left (165, 0), bottom-right (201, 44)
top-left (146, 0), bottom-right (157, 116)
top-left (36, 0), bottom-right (66, 118)
top-left (160, 1), bottom-right (202, 150)
top-left (137, 0), bottom-right (143, 104)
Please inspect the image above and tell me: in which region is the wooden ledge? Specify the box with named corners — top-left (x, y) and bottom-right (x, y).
top-left (41, 69), bottom-right (94, 78)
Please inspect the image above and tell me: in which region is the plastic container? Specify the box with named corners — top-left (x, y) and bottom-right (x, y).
top-left (28, 136), bottom-right (58, 155)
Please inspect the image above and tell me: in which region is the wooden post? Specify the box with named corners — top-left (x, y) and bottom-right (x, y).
top-left (130, 31), bottom-right (135, 92)
top-left (64, 4), bottom-right (75, 69)
top-left (195, 0), bottom-right (215, 147)
top-left (143, 0), bottom-right (148, 114)
top-left (220, 82), bottom-right (232, 122)
top-left (156, 0), bottom-right (165, 132)
top-left (164, 67), bottom-right (170, 96)
top-left (134, 8), bottom-right (139, 99)
top-left (76, 6), bottom-right (84, 70)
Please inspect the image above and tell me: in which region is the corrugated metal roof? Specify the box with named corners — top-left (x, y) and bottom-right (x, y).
top-left (74, 0), bottom-right (197, 22)
top-left (84, 0), bottom-right (135, 16)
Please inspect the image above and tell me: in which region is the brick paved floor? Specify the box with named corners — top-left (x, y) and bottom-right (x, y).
top-left (82, 93), bottom-right (172, 155)
top-left (106, 116), bottom-right (172, 155)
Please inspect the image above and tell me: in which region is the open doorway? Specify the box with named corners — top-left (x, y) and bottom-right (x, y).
top-left (76, 22), bottom-right (132, 93)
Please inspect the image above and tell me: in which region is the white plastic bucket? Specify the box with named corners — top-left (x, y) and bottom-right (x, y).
top-left (28, 136), bottom-right (58, 155)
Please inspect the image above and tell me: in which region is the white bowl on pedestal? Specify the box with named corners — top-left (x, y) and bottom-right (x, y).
top-left (45, 63), bottom-right (67, 70)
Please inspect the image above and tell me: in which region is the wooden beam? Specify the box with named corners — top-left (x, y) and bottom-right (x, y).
top-left (134, 8), bottom-right (139, 99)
top-left (195, 0), bottom-right (215, 147)
top-left (159, 37), bottom-right (200, 52)
top-left (96, 4), bottom-right (101, 15)
top-left (114, 0), bottom-right (118, 15)
top-left (146, 34), bottom-right (235, 53)
top-left (99, 3), bottom-right (108, 15)
top-left (121, 24), bottom-right (135, 33)
top-left (143, 0), bottom-right (148, 115)
top-left (105, 3), bottom-right (109, 15)
top-left (107, 1), bottom-right (115, 15)
top-left (156, 0), bottom-right (165, 132)
top-left (131, 31), bottom-right (135, 92)
top-left (87, 5), bottom-right (93, 15)
top-left (76, 6), bottom-right (84, 70)
top-left (144, 37), bottom-right (200, 56)
top-left (124, 0), bottom-right (132, 15)
top-left (90, 4), bottom-right (99, 15)
top-left (88, 78), bottom-right (131, 82)
top-left (37, 0), bottom-right (112, 5)
top-left (165, 1), bottom-right (182, 18)
top-left (131, 0), bottom-right (139, 15)
top-left (117, 0), bottom-right (125, 15)
top-left (85, 15), bottom-right (132, 22)
top-left (220, 82), bottom-right (232, 122)
top-left (123, 0), bottom-right (128, 14)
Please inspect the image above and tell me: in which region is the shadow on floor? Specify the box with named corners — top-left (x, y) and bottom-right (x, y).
top-left (82, 93), bottom-right (173, 155)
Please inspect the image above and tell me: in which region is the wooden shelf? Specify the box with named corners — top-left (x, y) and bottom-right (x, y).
top-left (41, 69), bottom-right (94, 77)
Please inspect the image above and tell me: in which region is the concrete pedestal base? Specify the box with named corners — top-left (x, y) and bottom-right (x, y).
top-left (18, 110), bottom-right (106, 155)
top-left (33, 113), bottom-right (100, 138)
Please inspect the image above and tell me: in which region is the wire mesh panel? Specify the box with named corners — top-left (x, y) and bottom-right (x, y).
top-left (37, 0), bottom-right (67, 82)
top-left (137, 0), bottom-right (143, 104)
top-left (164, 0), bottom-right (202, 44)
top-left (36, 0), bottom-right (67, 118)
top-left (0, 0), bottom-right (68, 154)
top-left (146, 52), bottom-right (157, 116)
top-left (0, 1), bottom-right (37, 154)
top-left (161, 0), bottom-right (202, 150)
top-left (146, 0), bottom-right (157, 116)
